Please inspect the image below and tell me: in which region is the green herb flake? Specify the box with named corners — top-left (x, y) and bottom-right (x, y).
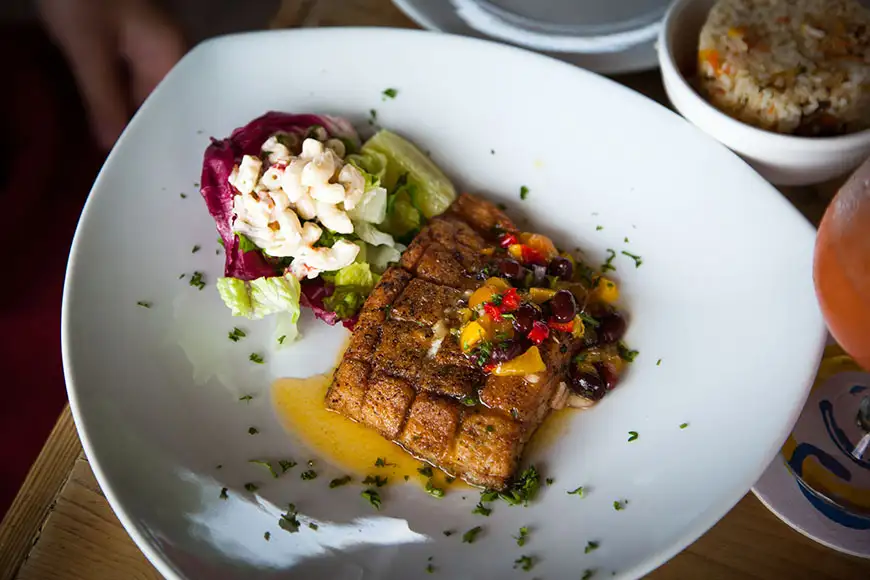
top-left (628, 431), bottom-right (639, 442)
top-left (229, 327), bottom-right (247, 342)
top-left (613, 500), bottom-right (627, 511)
top-left (329, 475), bottom-right (352, 488)
top-left (486, 425), bottom-right (495, 433)
top-left (425, 480), bottom-right (445, 498)
top-left (520, 186), bottom-right (529, 201)
top-left (191, 245), bottom-right (201, 254)
top-left (567, 486), bottom-right (585, 497)
top-left (362, 475), bottom-right (388, 487)
top-left (404, 475), bottom-right (410, 482)
top-left (494, 465), bottom-right (540, 506)
top-left (514, 555), bottom-right (535, 571)
top-left (248, 426), bottom-right (259, 435)
top-left (244, 483), bottom-right (259, 493)
top-left (617, 342), bottom-right (639, 362)
top-left (596, 225), bottom-right (603, 231)
top-left (263, 531), bottom-right (270, 541)
top-left (249, 459), bottom-right (279, 478)
top-left (382, 88), bottom-right (398, 99)
top-left (601, 249), bottom-right (617, 273)
top-left (545, 477), bottom-right (554, 486)
top-left (278, 507), bottom-right (300, 533)
top-left (656, 358), bottom-right (662, 366)
top-left (219, 487), bottom-right (228, 500)
top-left (277, 335), bottom-right (287, 345)
top-left (190, 271), bottom-right (206, 290)
top-left (361, 488), bottom-right (382, 510)
top-left (577, 313), bottom-right (600, 328)
top-left (462, 526), bottom-right (483, 544)
top-left (179, 273), bottom-right (185, 279)
top-left (515, 526), bottom-right (530, 546)
top-left (278, 459), bottom-right (297, 472)
top-left (418, 465), bottom-right (434, 477)
top-left (239, 394), bottom-right (253, 403)
top-left (216, 464), bottom-right (223, 469)
top-left (426, 564), bottom-right (435, 574)
top-left (369, 109), bottom-right (377, 125)
top-left (585, 540), bottom-right (600, 554)
top-left (308, 522), bottom-right (319, 531)
top-left (180, 193), bottom-right (187, 199)
top-left (621, 250), bottom-right (643, 268)
top-left (443, 530), bottom-right (454, 537)
top-left (624, 237), bottom-right (629, 243)
top-left (374, 457), bottom-right (394, 468)
top-left (582, 570), bottom-right (596, 580)
top-left (249, 353), bottom-right (265, 364)
top-left (472, 502), bottom-right (492, 516)
top-left (136, 301), bottom-right (152, 308)
top-left (680, 422), bottom-right (689, 429)
top-left (301, 470), bottom-right (317, 481)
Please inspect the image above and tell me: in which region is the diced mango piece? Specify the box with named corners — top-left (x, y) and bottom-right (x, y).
top-left (456, 307), bottom-right (473, 324)
top-left (480, 247), bottom-right (495, 256)
top-left (520, 233), bottom-right (558, 260)
top-left (461, 320), bottom-right (489, 352)
top-left (484, 277), bottom-right (510, 291)
top-left (592, 277), bottom-right (619, 304)
top-left (527, 287), bottom-right (557, 304)
top-left (469, 286), bottom-right (499, 310)
top-left (571, 316), bottom-right (586, 339)
top-left (491, 346), bottom-right (546, 376)
top-left (508, 244), bottom-right (524, 260)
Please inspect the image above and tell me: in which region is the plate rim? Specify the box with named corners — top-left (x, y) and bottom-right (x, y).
top-left (61, 26), bottom-right (826, 580)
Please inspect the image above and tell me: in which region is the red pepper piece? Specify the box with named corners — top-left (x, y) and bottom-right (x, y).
top-left (483, 303), bottom-right (503, 321)
top-left (548, 318), bottom-right (575, 333)
top-left (500, 288), bottom-right (521, 312)
top-left (527, 320), bottom-right (550, 345)
top-left (521, 245), bottom-right (546, 265)
top-left (483, 363), bottom-right (497, 373)
top-left (499, 233), bottom-right (518, 248)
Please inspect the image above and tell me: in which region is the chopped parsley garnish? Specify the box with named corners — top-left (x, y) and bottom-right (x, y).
top-left (278, 460), bottom-right (297, 472)
top-left (656, 358), bottom-right (662, 366)
top-left (362, 475), bottom-right (388, 487)
top-left (617, 342), bottom-right (639, 362)
top-left (545, 477), bottom-right (554, 486)
top-left (596, 225), bottom-right (603, 231)
top-left (374, 457), bottom-right (394, 468)
top-left (329, 475), bottom-right (352, 488)
top-left (601, 249), bottom-right (617, 273)
top-left (404, 475), bottom-right (410, 481)
top-left (567, 486), bottom-right (585, 497)
top-left (577, 312), bottom-right (600, 328)
top-left (443, 530), bottom-right (454, 537)
top-left (308, 522), bottom-right (319, 531)
top-left (462, 526), bottom-right (483, 543)
top-left (263, 531), bottom-right (270, 541)
top-left (628, 431), bottom-right (639, 442)
top-left (680, 422), bottom-right (689, 429)
top-left (514, 555), bottom-right (535, 571)
top-left (585, 541), bottom-right (599, 554)
top-left (501, 465), bottom-right (540, 506)
top-left (515, 526), bottom-right (529, 546)
top-left (191, 245), bottom-right (201, 254)
top-left (426, 563), bottom-right (435, 574)
top-left (361, 488), bottom-right (381, 510)
top-left (249, 353), bottom-right (265, 364)
top-left (249, 459), bottom-right (278, 478)
top-left (368, 109), bottom-right (377, 124)
top-left (382, 87), bottom-right (398, 99)
top-left (228, 327), bottom-right (246, 342)
top-left (277, 335), bottom-right (287, 344)
top-left (301, 470), bottom-right (317, 481)
top-left (219, 487), bottom-right (228, 500)
top-left (278, 507), bottom-right (300, 533)
top-left (582, 570), bottom-right (596, 580)
top-left (418, 465), bottom-right (434, 477)
top-left (510, 408), bottom-right (520, 420)
top-left (425, 480), bottom-right (445, 498)
top-left (248, 427), bottom-right (259, 435)
top-left (180, 193), bottom-right (187, 199)
top-left (178, 273), bottom-right (185, 279)
top-left (136, 301), bottom-right (151, 308)
top-left (519, 186), bottom-right (529, 200)
top-left (624, 237), bottom-right (629, 243)
top-left (189, 271), bottom-right (205, 290)
top-left (244, 483), bottom-right (258, 493)
top-left (462, 395), bottom-right (478, 407)
top-left (486, 425), bottom-right (495, 433)
top-left (239, 394), bottom-right (253, 403)
top-left (490, 149), bottom-right (495, 154)
top-left (216, 464), bottom-right (222, 469)
top-left (613, 500), bottom-right (627, 511)
top-left (621, 250), bottom-right (643, 268)
top-left (472, 502), bottom-right (491, 516)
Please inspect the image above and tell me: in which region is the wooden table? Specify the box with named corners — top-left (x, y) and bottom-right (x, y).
top-left (1, 1), bottom-right (868, 578)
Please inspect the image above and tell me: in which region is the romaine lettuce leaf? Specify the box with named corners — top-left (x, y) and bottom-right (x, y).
top-left (216, 275), bottom-right (301, 326)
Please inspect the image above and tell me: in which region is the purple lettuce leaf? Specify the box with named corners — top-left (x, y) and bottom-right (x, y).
top-left (199, 112), bottom-right (361, 280)
top-left (300, 279), bottom-right (358, 331)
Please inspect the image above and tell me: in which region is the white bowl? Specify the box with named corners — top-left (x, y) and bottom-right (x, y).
top-left (658, 0), bottom-right (870, 186)
top-left (63, 28), bottom-right (825, 579)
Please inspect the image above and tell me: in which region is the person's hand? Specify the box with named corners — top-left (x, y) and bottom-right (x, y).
top-left (39, 0), bottom-right (185, 150)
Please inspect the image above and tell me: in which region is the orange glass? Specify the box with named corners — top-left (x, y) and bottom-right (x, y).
top-left (814, 158), bottom-right (870, 370)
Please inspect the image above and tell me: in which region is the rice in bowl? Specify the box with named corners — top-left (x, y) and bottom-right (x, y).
top-left (698, 0), bottom-right (870, 136)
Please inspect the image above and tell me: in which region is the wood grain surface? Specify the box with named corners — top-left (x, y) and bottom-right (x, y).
top-left (1, 1), bottom-right (868, 579)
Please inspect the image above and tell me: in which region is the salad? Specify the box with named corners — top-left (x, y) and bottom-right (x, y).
top-left (200, 112), bottom-right (456, 342)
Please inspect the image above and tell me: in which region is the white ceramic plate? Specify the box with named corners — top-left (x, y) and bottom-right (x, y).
top-left (62, 28), bottom-right (825, 580)
top-left (391, 0), bottom-right (660, 74)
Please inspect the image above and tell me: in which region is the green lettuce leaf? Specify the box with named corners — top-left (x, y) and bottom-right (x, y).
top-left (216, 275), bottom-right (301, 324)
top-left (323, 262), bottom-right (379, 320)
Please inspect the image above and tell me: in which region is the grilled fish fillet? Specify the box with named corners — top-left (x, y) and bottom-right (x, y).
top-left (326, 193), bottom-right (573, 490)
